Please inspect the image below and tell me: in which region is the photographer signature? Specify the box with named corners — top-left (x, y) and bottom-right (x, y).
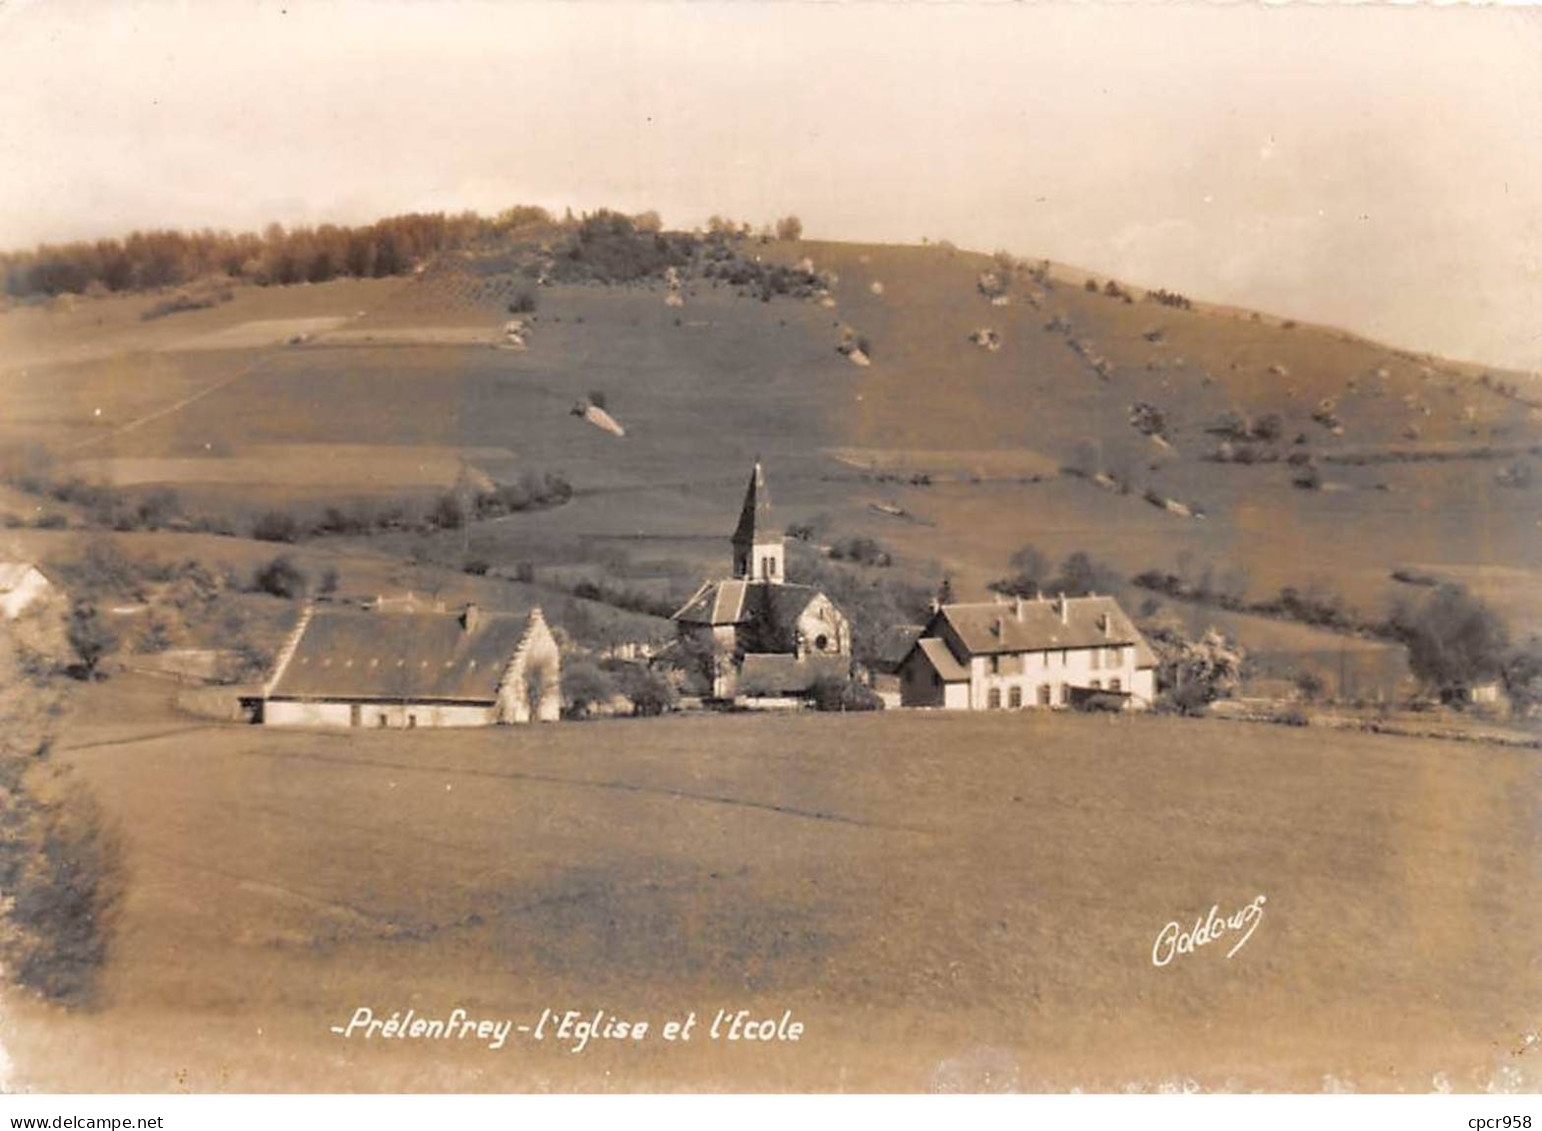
top-left (1152, 894), bottom-right (1266, 966)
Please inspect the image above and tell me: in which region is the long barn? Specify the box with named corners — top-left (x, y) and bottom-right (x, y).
top-left (261, 602), bottom-right (560, 727)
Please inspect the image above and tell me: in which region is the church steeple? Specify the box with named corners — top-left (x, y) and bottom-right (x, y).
top-left (731, 461), bottom-right (784, 583)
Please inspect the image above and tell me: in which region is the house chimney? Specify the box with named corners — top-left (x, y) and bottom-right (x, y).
top-left (1058, 593), bottom-right (1069, 624)
top-left (928, 597), bottom-right (941, 615)
top-left (991, 615), bottom-right (1004, 637)
top-left (461, 603), bottom-right (483, 633)
top-left (1014, 596), bottom-right (1024, 621)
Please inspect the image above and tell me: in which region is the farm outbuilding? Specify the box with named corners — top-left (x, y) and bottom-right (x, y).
top-left (261, 602), bottom-right (560, 727)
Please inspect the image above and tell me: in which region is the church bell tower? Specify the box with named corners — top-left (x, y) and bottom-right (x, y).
top-left (731, 461), bottom-right (784, 584)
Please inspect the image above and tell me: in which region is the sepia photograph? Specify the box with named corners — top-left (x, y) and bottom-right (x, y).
top-left (0, 0), bottom-right (1539, 1110)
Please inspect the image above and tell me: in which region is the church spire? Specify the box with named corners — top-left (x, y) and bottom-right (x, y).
top-left (730, 461), bottom-right (784, 583)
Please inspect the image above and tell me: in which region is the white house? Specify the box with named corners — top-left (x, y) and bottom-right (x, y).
top-left (898, 593), bottom-right (1158, 710)
top-left (0, 562), bottom-right (52, 620)
top-left (672, 462), bottom-right (852, 701)
top-left (262, 602), bottom-right (561, 727)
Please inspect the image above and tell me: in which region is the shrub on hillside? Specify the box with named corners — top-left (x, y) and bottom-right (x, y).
top-left (252, 555), bottom-right (308, 600)
top-left (827, 536), bottom-right (892, 567)
top-left (252, 509), bottom-right (300, 543)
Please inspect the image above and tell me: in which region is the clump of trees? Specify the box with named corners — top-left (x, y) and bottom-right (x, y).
top-left (989, 546), bottom-right (1122, 600)
top-left (1142, 622), bottom-right (1247, 715)
top-left (1146, 288), bottom-right (1193, 310)
top-left (2, 209), bottom-right (560, 299)
top-left (0, 622), bottom-right (124, 1005)
top-left (1388, 584), bottom-right (1508, 701)
top-left (774, 216), bottom-right (803, 241)
top-left (550, 210), bottom-right (698, 285)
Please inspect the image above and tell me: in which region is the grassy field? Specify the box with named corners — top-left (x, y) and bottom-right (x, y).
top-left (5, 706), bottom-right (1538, 1093)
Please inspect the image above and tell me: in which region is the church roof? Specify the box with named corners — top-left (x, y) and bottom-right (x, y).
top-left (731, 461), bottom-right (773, 547)
top-left (267, 607), bottom-right (539, 702)
top-left (672, 579), bottom-right (825, 630)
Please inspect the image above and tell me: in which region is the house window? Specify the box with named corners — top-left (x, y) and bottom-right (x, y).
top-left (1037, 684), bottom-right (1051, 706)
top-left (1089, 679), bottom-right (1101, 691)
top-left (1008, 686), bottom-right (1022, 709)
top-left (1108, 646), bottom-right (1123, 666)
top-left (377, 714), bottom-right (388, 728)
top-left (987, 688), bottom-right (1001, 709)
top-left (815, 633), bottom-right (829, 652)
top-left (762, 555), bottom-right (776, 578)
top-left (989, 655), bottom-right (1001, 674)
top-left (1090, 648), bottom-right (1101, 670)
top-left (407, 714), bottom-right (417, 728)
top-left (1061, 649), bottom-right (1069, 665)
top-left (1109, 678), bottom-right (1122, 693)
top-left (1059, 683), bottom-right (1070, 705)
top-left (350, 704), bottom-right (361, 727)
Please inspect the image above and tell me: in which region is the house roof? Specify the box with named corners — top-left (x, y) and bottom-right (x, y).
top-left (267, 607), bottom-right (538, 702)
top-left (910, 636), bottom-right (971, 682)
top-left (871, 623), bottom-right (924, 672)
top-left (0, 562), bottom-right (45, 593)
top-left (932, 594), bottom-right (1157, 667)
top-left (738, 652), bottom-right (850, 696)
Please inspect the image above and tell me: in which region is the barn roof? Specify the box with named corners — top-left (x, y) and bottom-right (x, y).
top-left (931, 594), bottom-right (1157, 666)
top-left (267, 607), bottom-right (535, 702)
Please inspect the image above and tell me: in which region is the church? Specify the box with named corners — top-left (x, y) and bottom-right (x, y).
top-left (671, 463), bottom-right (852, 703)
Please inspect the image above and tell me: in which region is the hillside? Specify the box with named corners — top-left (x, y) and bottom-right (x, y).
top-left (4, 221), bottom-right (1540, 684)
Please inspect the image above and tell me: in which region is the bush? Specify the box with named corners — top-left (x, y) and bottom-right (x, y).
top-left (827, 536), bottom-right (892, 567)
top-left (507, 287), bottom-right (539, 314)
top-left (561, 659), bottom-right (615, 719)
top-left (809, 673), bottom-right (882, 712)
top-left (251, 509), bottom-right (299, 543)
top-left (775, 215), bottom-right (803, 241)
top-left (614, 665), bottom-right (677, 716)
top-left (252, 555), bottom-right (308, 599)
top-left (65, 601), bottom-right (117, 680)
